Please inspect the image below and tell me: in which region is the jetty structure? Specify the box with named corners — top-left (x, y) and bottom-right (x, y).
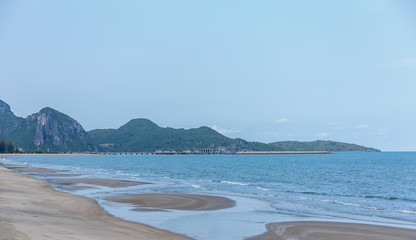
top-left (99, 149), bottom-right (229, 155)
top-left (98, 150), bottom-right (332, 155)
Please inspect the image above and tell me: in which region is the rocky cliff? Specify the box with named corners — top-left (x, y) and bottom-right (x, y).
top-left (0, 100), bottom-right (11, 113)
top-left (0, 100), bottom-right (96, 152)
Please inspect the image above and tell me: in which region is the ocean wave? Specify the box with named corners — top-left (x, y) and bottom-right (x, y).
top-left (396, 210), bottom-right (416, 215)
top-left (332, 200), bottom-right (372, 208)
top-left (301, 191), bottom-right (328, 196)
top-left (256, 186), bottom-right (272, 191)
top-left (191, 184), bottom-right (206, 190)
top-left (329, 201), bottom-right (416, 215)
top-left (199, 179), bottom-right (213, 182)
top-left (363, 195), bottom-right (416, 202)
top-left (284, 196), bottom-right (416, 216)
top-left (181, 181), bottom-right (207, 190)
top-left (220, 181), bottom-right (250, 186)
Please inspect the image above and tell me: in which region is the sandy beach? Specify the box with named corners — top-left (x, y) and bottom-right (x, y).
top-left (0, 165), bottom-right (191, 240)
top-left (247, 221), bottom-right (416, 240)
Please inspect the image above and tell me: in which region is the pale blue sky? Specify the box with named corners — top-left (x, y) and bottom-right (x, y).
top-left (1, 0), bottom-right (415, 150)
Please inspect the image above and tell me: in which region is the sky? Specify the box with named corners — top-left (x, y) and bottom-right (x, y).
top-left (0, 0), bottom-right (415, 151)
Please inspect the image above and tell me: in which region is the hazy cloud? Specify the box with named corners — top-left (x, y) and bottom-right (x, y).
top-left (358, 0), bottom-right (390, 13)
top-left (356, 124), bottom-right (370, 129)
top-left (315, 132), bottom-right (331, 137)
top-left (256, 131), bottom-right (279, 136)
top-left (210, 125), bottom-right (241, 135)
top-left (384, 58), bottom-right (416, 68)
top-left (378, 128), bottom-right (389, 135)
top-left (275, 118), bottom-right (289, 123)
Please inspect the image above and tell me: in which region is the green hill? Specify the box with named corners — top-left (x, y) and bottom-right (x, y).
top-left (268, 140), bottom-right (380, 152)
top-left (88, 118), bottom-right (276, 152)
top-left (1, 99), bottom-right (381, 153)
top-left (0, 100), bottom-right (96, 152)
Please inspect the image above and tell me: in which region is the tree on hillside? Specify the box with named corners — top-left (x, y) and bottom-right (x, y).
top-left (0, 139), bottom-right (18, 153)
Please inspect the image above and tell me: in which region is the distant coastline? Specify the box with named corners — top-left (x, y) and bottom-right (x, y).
top-left (0, 99), bottom-right (380, 153)
top-left (235, 151), bottom-right (332, 155)
top-left (2, 150), bottom-right (333, 156)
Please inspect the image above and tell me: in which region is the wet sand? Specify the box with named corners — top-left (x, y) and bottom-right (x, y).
top-left (36, 173), bottom-right (82, 177)
top-left (9, 166), bottom-right (62, 173)
top-left (105, 193), bottom-right (236, 211)
top-left (59, 185), bottom-right (96, 191)
top-left (246, 221), bottom-right (416, 240)
top-left (0, 165), bottom-right (191, 240)
top-left (53, 178), bottom-right (147, 188)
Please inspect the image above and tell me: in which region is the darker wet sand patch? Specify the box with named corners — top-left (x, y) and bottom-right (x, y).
top-left (10, 167), bottom-right (62, 173)
top-left (132, 207), bottom-right (169, 212)
top-left (1, 164), bottom-right (26, 168)
top-left (53, 178), bottom-right (147, 188)
top-left (59, 185), bottom-right (96, 191)
top-left (105, 193), bottom-right (235, 211)
top-left (246, 221), bottom-right (416, 240)
top-left (37, 173), bottom-right (82, 177)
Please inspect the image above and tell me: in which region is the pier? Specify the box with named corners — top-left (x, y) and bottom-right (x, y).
top-left (98, 149), bottom-right (228, 155)
top-left (97, 150), bottom-right (332, 155)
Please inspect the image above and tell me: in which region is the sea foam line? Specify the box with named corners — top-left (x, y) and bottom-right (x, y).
top-left (281, 196), bottom-right (416, 215)
top-left (256, 186), bottom-right (272, 191)
top-left (220, 181), bottom-right (250, 186)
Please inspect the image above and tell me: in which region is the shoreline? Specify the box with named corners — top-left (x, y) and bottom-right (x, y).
top-left (2, 157), bottom-right (416, 239)
top-left (1, 153), bottom-right (95, 156)
top-left (0, 165), bottom-right (192, 240)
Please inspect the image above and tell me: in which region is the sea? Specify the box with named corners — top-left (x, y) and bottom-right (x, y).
top-left (2, 152), bottom-right (416, 239)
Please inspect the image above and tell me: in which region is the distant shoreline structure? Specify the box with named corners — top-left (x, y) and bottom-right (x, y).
top-left (1, 150), bottom-right (333, 156)
top-left (234, 151), bottom-right (332, 155)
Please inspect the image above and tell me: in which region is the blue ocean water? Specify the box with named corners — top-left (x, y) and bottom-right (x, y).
top-left (2, 152), bottom-right (416, 239)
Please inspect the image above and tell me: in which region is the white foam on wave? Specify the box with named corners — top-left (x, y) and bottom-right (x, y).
top-left (220, 181), bottom-right (250, 186)
top-left (0, 157), bottom-right (16, 165)
top-left (191, 184), bottom-right (206, 190)
top-left (116, 171), bottom-right (129, 176)
top-left (256, 186), bottom-right (272, 191)
top-left (199, 179), bottom-right (213, 182)
top-left (283, 195), bottom-right (416, 216)
top-left (333, 201), bottom-right (363, 208)
top-left (396, 210), bottom-right (416, 215)
top-left (181, 181), bottom-right (207, 190)
top-left (273, 224), bottom-right (292, 236)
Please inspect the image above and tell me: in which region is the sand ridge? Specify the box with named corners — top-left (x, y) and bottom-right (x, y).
top-left (105, 193), bottom-right (236, 211)
top-left (9, 166), bottom-right (62, 173)
top-left (36, 173), bottom-right (82, 177)
top-left (246, 221), bottom-right (416, 240)
top-left (53, 178), bottom-right (147, 188)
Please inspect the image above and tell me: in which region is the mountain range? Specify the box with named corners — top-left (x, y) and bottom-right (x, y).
top-left (0, 100), bottom-right (380, 153)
